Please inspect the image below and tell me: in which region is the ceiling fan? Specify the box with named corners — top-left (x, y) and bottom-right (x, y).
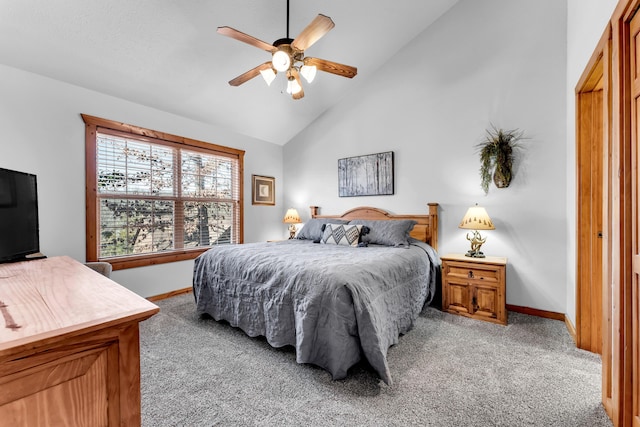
top-left (217, 0), bottom-right (357, 100)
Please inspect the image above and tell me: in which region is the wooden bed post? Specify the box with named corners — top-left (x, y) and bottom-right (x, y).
top-left (310, 206), bottom-right (319, 217)
top-left (428, 203), bottom-right (439, 251)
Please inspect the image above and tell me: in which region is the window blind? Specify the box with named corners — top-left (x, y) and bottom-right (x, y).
top-left (95, 129), bottom-right (241, 259)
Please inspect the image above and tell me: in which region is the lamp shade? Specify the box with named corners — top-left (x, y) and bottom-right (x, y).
top-left (259, 68), bottom-right (277, 86)
top-left (283, 208), bottom-right (301, 224)
top-left (459, 205), bottom-right (495, 230)
top-left (300, 64), bottom-right (317, 83)
top-left (286, 77), bottom-right (302, 95)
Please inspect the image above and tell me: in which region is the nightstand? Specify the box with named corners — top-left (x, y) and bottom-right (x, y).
top-left (440, 253), bottom-right (507, 325)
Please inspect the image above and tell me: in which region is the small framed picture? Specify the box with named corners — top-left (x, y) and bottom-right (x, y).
top-left (252, 175), bottom-right (275, 205)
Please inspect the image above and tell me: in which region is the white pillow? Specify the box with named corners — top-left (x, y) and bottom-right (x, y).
top-left (320, 224), bottom-right (363, 247)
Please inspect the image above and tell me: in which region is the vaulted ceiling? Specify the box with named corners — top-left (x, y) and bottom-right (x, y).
top-left (0, 0), bottom-right (459, 145)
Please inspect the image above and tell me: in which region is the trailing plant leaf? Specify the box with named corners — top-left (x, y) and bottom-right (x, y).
top-left (476, 124), bottom-right (526, 194)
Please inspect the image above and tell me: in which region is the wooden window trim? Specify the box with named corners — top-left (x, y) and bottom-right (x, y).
top-left (82, 114), bottom-right (244, 271)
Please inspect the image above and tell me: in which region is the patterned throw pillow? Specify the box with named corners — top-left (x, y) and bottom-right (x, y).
top-left (296, 218), bottom-right (349, 241)
top-left (320, 224), bottom-right (363, 247)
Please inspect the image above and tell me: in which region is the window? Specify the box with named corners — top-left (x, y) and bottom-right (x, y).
top-left (83, 114), bottom-right (244, 270)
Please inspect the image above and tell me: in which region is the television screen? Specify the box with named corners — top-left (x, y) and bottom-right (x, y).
top-left (0, 168), bottom-right (40, 263)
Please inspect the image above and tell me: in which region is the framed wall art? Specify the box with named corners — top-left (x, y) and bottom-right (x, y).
top-left (252, 175), bottom-right (275, 205)
top-left (338, 151), bottom-right (394, 197)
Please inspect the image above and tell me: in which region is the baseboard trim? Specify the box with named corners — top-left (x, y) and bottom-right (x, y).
top-left (564, 315), bottom-right (577, 344)
top-left (506, 304), bottom-right (565, 321)
top-left (148, 287), bottom-right (192, 302)
top-left (506, 304), bottom-right (577, 342)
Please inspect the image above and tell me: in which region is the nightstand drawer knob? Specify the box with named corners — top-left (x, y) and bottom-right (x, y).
top-left (468, 271), bottom-right (474, 279)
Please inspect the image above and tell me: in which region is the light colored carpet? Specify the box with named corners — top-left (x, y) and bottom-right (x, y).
top-left (139, 293), bottom-right (612, 426)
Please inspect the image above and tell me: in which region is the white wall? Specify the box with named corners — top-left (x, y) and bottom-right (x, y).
top-left (284, 0), bottom-right (568, 313)
top-left (565, 0), bottom-right (618, 324)
top-left (0, 64), bottom-right (283, 297)
top-left (0, 1), bottom-right (622, 312)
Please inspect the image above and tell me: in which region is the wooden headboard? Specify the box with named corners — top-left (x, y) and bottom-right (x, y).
top-left (310, 203), bottom-right (439, 251)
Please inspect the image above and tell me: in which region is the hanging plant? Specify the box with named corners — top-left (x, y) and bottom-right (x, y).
top-left (477, 125), bottom-right (526, 194)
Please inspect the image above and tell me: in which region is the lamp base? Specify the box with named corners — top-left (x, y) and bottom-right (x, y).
top-left (288, 224), bottom-right (297, 239)
top-left (465, 250), bottom-right (486, 258)
top-left (465, 230), bottom-right (488, 258)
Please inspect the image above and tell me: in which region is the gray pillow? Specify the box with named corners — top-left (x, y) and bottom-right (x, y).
top-left (296, 218), bottom-right (349, 241)
top-left (348, 219), bottom-right (417, 247)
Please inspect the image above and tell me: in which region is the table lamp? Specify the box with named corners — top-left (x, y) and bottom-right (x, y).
top-left (283, 208), bottom-right (301, 239)
top-left (459, 204), bottom-right (495, 258)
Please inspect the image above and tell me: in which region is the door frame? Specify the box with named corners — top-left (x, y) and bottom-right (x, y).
top-left (576, 49), bottom-right (605, 355)
top-left (615, 4), bottom-right (637, 426)
top-left (577, 0), bottom-right (638, 424)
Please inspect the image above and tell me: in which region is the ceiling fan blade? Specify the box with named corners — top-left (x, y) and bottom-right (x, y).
top-left (291, 69), bottom-right (304, 100)
top-left (228, 62), bottom-right (273, 86)
top-left (291, 14), bottom-right (335, 51)
top-left (304, 57), bottom-right (357, 79)
top-left (217, 26), bottom-right (276, 52)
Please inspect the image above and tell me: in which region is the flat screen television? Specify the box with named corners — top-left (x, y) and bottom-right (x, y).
top-left (0, 168), bottom-right (40, 263)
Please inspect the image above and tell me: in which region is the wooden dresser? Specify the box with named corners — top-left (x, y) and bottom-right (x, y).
top-left (441, 253), bottom-right (508, 325)
top-left (0, 256), bottom-right (159, 426)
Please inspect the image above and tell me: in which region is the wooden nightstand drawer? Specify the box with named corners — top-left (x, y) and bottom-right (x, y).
top-left (446, 263), bottom-right (500, 282)
top-left (441, 254), bottom-right (507, 325)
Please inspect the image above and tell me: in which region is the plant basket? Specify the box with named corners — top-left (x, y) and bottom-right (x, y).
top-left (477, 125), bottom-right (524, 194)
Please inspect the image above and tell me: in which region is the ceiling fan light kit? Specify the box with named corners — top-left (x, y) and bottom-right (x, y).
top-left (217, 0), bottom-right (357, 100)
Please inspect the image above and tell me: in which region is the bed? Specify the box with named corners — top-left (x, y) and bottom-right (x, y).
top-left (192, 204), bottom-right (439, 385)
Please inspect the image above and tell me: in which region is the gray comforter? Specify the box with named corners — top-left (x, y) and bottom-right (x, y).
top-left (192, 238), bottom-right (439, 385)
